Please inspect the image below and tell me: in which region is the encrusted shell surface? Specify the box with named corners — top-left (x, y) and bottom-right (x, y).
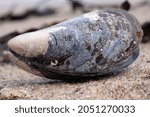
top-left (8, 9), bottom-right (143, 80)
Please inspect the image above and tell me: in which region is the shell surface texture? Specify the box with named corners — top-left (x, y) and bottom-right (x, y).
top-left (8, 9), bottom-right (143, 80)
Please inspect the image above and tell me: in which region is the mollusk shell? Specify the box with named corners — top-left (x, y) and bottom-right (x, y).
top-left (7, 9), bottom-right (143, 80)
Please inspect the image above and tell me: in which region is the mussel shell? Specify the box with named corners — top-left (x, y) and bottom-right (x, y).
top-left (8, 9), bottom-right (143, 80)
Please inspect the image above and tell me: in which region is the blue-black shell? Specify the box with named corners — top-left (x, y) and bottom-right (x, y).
top-left (8, 9), bottom-right (143, 80)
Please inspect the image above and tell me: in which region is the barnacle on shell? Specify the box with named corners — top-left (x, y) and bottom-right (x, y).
top-left (7, 9), bottom-right (143, 80)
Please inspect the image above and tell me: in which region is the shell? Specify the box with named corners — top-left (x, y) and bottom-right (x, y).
top-left (7, 9), bottom-right (143, 80)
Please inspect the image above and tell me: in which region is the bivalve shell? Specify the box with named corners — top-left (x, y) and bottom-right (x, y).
top-left (7, 9), bottom-right (143, 80)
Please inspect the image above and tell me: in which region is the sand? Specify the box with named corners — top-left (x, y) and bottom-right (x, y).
top-left (0, 1), bottom-right (150, 100)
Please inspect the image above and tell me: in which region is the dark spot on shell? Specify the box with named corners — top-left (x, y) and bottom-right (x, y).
top-left (66, 60), bottom-right (70, 66)
top-left (85, 42), bottom-right (91, 51)
top-left (136, 32), bottom-right (141, 39)
top-left (125, 40), bottom-right (136, 53)
top-left (57, 55), bottom-right (71, 66)
top-left (91, 62), bottom-right (95, 65)
top-left (89, 23), bottom-right (97, 31)
top-left (98, 37), bottom-right (102, 43)
top-left (94, 41), bottom-right (99, 48)
top-left (91, 48), bottom-right (99, 56)
top-left (95, 54), bottom-right (103, 63)
top-left (64, 35), bottom-right (72, 41)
